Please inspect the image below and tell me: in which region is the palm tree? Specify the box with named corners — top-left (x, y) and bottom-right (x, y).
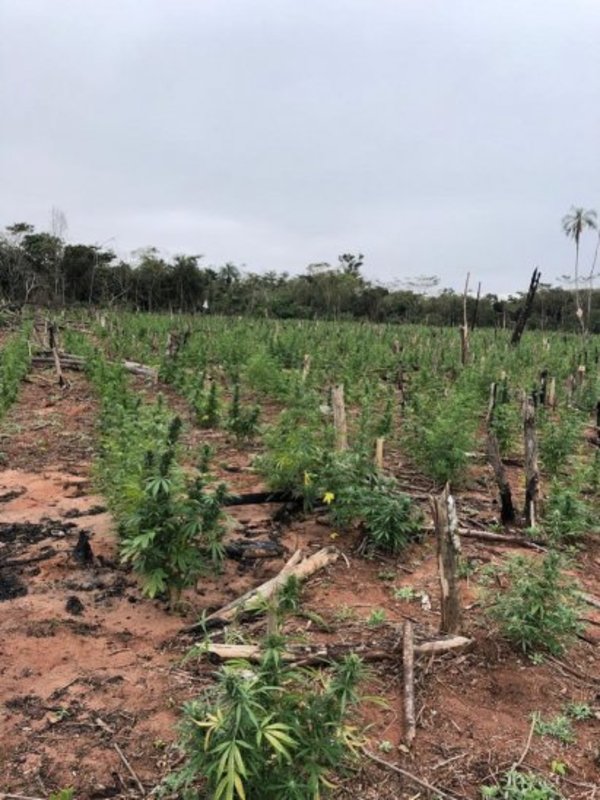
top-left (561, 206), bottom-right (597, 331)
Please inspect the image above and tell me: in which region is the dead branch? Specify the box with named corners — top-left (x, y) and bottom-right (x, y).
top-left (201, 636), bottom-right (473, 664)
top-left (113, 742), bottom-right (146, 796)
top-left (361, 748), bottom-right (461, 800)
top-left (511, 267), bottom-right (541, 346)
top-left (187, 548), bottom-right (338, 630)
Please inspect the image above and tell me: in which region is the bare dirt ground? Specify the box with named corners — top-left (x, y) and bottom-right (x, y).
top-left (1, 366), bottom-right (599, 799)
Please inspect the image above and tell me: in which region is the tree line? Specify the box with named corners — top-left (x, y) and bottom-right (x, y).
top-left (1, 216), bottom-right (599, 332)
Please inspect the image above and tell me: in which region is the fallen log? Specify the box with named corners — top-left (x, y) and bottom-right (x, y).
top-left (582, 592), bottom-right (600, 610)
top-left (201, 635), bottom-right (473, 664)
top-left (30, 352), bottom-right (158, 380)
top-left (0, 548), bottom-right (57, 569)
top-left (186, 547), bottom-right (338, 630)
top-left (122, 360), bottom-right (158, 379)
top-left (223, 490), bottom-right (295, 507)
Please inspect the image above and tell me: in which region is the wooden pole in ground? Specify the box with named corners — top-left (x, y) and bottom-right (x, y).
top-left (374, 437), bottom-right (385, 469)
top-left (332, 384), bottom-right (348, 451)
top-left (460, 272), bottom-right (470, 366)
top-left (430, 484), bottom-right (462, 635)
top-left (546, 376), bottom-right (556, 409)
top-left (403, 619), bottom-right (416, 746)
top-left (523, 396), bottom-right (539, 528)
top-left (302, 353), bottom-right (311, 382)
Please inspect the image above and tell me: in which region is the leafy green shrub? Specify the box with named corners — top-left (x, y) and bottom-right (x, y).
top-left (226, 382), bottom-right (261, 441)
top-left (258, 401), bottom-right (327, 505)
top-left (566, 702), bottom-right (593, 720)
top-left (166, 643), bottom-right (365, 799)
top-left (490, 400), bottom-right (520, 457)
top-left (487, 551), bottom-right (581, 656)
top-left (195, 378), bottom-right (221, 428)
top-left (481, 768), bottom-right (561, 800)
top-left (532, 712), bottom-right (575, 744)
top-left (544, 481), bottom-right (593, 543)
top-left (120, 417), bottom-right (228, 604)
top-left (539, 410), bottom-right (583, 475)
top-left (311, 451), bottom-right (421, 554)
top-left (404, 382), bottom-right (479, 485)
top-left (0, 326), bottom-right (31, 417)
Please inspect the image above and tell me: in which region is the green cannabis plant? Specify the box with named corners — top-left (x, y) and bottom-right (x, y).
top-left (166, 641), bottom-right (366, 800)
top-left (487, 551), bottom-right (582, 656)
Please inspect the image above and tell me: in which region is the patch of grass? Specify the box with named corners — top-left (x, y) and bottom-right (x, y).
top-left (392, 586), bottom-right (418, 602)
top-left (565, 702), bottom-right (593, 721)
top-left (366, 609), bottom-right (387, 627)
top-left (481, 768), bottom-right (561, 800)
top-left (532, 712), bottom-right (575, 744)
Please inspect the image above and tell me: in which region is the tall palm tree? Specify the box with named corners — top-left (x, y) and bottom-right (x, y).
top-left (562, 206), bottom-right (597, 331)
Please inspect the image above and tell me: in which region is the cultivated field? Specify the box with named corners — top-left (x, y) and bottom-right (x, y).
top-left (0, 312), bottom-right (599, 799)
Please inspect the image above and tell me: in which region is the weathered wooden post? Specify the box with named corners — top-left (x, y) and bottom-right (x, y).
top-left (301, 353), bottom-right (311, 382)
top-left (430, 484), bottom-right (462, 635)
top-left (523, 396), bottom-right (539, 528)
top-left (374, 437), bottom-right (385, 470)
top-left (546, 376), bottom-right (556, 409)
top-left (332, 385), bottom-right (348, 451)
top-left (460, 272), bottom-right (470, 366)
top-left (402, 619), bottom-right (416, 747)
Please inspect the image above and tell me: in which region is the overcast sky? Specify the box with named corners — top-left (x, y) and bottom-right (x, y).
top-left (1, 0), bottom-right (599, 294)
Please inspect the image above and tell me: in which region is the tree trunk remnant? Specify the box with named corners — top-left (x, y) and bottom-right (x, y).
top-left (332, 384), bottom-right (348, 451)
top-left (460, 272), bottom-right (470, 366)
top-left (486, 428), bottom-right (516, 524)
top-left (523, 396), bottom-right (539, 528)
top-left (403, 619), bottom-right (416, 746)
top-left (470, 281), bottom-right (482, 330)
top-left (511, 268), bottom-right (541, 346)
top-left (430, 484), bottom-right (462, 635)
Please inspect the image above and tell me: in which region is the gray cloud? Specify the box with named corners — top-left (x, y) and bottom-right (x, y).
top-left (1, 0), bottom-right (599, 293)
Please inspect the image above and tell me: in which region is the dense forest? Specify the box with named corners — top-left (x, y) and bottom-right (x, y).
top-left (1, 219), bottom-right (599, 332)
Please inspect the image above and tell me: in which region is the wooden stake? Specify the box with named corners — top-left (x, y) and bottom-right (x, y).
top-left (301, 353), bottom-right (311, 381)
top-left (403, 619), bottom-right (416, 746)
top-left (374, 437), bottom-right (385, 470)
top-left (523, 396), bottom-right (539, 529)
top-left (430, 485), bottom-right (462, 635)
top-left (485, 381), bottom-right (497, 425)
top-left (546, 376), bottom-right (556, 409)
top-left (332, 384), bottom-right (348, 451)
top-left (460, 272), bottom-right (470, 366)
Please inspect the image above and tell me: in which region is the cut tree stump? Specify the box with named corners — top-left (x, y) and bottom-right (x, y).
top-left (332, 385), bottom-right (348, 451)
top-left (486, 428), bottom-right (516, 524)
top-left (430, 484), bottom-right (462, 635)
